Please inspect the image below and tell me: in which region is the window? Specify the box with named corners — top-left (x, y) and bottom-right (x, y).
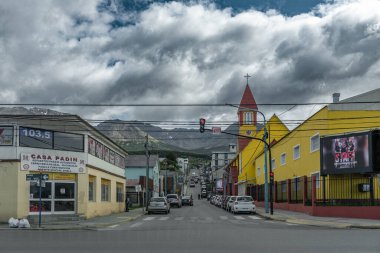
top-left (311, 172), bottom-right (320, 189)
top-left (293, 145), bottom-right (300, 160)
top-left (20, 126), bottom-right (84, 152)
top-left (101, 179), bottom-right (110, 202)
top-left (310, 134), bottom-right (320, 152)
top-left (89, 176), bottom-right (96, 201)
top-left (257, 168), bottom-right (261, 176)
top-left (271, 159), bottom-right (276, 170)
top-left (54, 132), bottom-right (84, 152)
top-left (116, 183), bottom-right (124, 203)
top-left (280, 153), bottom-right (286, 166)
top-left (243, 112), bottom-right (253, 124)
top-left (20, 127), bottom-right (53, 149)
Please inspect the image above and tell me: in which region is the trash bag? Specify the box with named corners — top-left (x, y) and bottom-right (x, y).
top-left (8, 218), bottom-right (19, 228)
top-left (18, 219), bottom-right (30, 228)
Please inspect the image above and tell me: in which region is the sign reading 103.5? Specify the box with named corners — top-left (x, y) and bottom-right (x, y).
top-left (19, 127), bottom-right (53, 149)
top-left (20, 127), bottom-right (52, 139)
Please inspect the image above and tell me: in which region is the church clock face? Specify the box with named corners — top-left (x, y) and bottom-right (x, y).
top-left (246, 130), bottom-right (252, 135)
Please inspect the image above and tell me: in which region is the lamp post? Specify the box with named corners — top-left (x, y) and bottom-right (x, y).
top-left (226, 103), bottom-right (270, 214)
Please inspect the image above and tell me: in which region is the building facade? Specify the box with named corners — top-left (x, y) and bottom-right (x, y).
top-left (0, 115), bottom-right (127, 222)
top-left (125, 154), bottom-right (160, 198)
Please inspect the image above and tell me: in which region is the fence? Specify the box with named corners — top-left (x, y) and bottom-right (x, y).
top-left (315, 176), bottom-right (380, 206)
top-left (257, 175), bottom-right (380, 207)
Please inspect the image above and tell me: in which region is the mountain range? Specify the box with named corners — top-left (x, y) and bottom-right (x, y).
top-left (1, 107), bottom-right (237, 154)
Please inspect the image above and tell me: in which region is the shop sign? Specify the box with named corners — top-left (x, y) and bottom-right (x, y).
top-left (21, 152), bottom-right (87, 174)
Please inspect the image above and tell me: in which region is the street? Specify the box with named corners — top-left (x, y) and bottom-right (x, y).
top-left (1, 180), bottom-right (380, 253)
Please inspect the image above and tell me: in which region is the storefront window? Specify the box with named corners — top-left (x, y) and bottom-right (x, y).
top-left (54, 183), bottom-right (75, 199)
top-left (30, 182), bottom-right (52, 199)
top-left (54, 132), bottom-right (84, 152)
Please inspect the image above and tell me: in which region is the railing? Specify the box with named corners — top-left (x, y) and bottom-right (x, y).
top-left (276, 180), bottom-right (287, 202)
top-left (315, 176), bottom-right (380, 206)
top-left (257, 174), bottom-right (380, 206)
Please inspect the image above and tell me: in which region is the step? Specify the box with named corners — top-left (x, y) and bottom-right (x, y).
top-left (27, 214), bottom-right (85, 225)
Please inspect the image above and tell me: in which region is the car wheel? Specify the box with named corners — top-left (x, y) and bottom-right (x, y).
top-left (251, 211), bottom-right (256, 215)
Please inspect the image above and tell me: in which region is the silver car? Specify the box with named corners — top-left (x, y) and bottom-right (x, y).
top-left (147, 197), bottom-right (170, 214)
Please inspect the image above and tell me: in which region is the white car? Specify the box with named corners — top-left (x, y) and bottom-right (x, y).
top-left (231, 196), bottom-right (256, 214)
top-left (227, 196), bottom-right (237, 212)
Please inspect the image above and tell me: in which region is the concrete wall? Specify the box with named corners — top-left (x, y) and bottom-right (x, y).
top-left (0, 162), bottom-right (19, 221)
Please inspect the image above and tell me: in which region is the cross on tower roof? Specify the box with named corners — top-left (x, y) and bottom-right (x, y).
top-left (244, 73), bottom-right (251, 85)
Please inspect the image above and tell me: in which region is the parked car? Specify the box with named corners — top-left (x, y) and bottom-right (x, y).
top-left (227, 196), bottom-right (237, 212)
top-left (201, 190), bottom-right (207, 198)
top-left (215, 196), bottom-right (222, 207)
top-left (201, 184), bottom-right (206, 189)
top-left (231, 196), bottom-right (256, 214)
top-left (147, 197), bottom-right (170, 214)
top-left (222, 196), bottom-right (230, 210)
top-left (182, 195), bottom-right (193, 206)
top-left (166, 194), bottom-right (182, 208)
top-left (210, 196), bottom-right (217, 205)
top-left (189, 182), bottom-right (195, 187)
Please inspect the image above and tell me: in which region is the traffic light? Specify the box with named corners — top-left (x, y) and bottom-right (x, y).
top-left (270, 171), bottom-right (274, 182)
top-left (199, 118), bottom-right (206, 133)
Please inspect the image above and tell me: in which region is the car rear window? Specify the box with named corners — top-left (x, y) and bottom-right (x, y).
top-left (166, 195), bottom-right (177, 199)
top-left (151, 198), bottom-right (165, 202)
top-left (237, 196), bottom-right (253, 202)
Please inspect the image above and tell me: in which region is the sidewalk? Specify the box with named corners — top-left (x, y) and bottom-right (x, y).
top-left (0, 208), bottom-right (145, 231)
top-left (256, 207), bottom-right (380, 229)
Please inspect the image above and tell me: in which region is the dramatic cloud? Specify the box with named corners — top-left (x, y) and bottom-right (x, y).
top-left (0, 0), bottom-right (380, 127)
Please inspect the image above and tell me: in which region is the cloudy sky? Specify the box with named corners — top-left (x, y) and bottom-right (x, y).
top-left (1, 0), bottom-right (380, 128)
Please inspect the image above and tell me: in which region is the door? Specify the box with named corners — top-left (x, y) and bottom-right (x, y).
top-left (29, 181), bottom-right (76, 214)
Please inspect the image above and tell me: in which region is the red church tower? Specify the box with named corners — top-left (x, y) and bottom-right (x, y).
top-left (237, 80), bottom-right (258, 152)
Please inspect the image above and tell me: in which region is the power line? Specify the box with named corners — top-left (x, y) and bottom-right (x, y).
top-left (0, 101), bottom-right (380, 107)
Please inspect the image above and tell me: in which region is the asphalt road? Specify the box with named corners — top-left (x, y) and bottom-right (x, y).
top-left (1, 174), bottom-right (380, 253)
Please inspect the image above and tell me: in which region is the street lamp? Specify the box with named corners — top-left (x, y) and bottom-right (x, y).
top-left (226, 103), bottom-right (270, 214)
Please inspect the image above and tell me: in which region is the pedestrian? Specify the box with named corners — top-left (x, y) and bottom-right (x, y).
top-left (198, 193), bottom-right (200, 200)
top-left (125, 196), bottom-right (130, 212)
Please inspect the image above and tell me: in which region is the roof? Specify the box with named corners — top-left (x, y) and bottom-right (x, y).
top-left (126, 179), bottom-right (139, 187)
top-left (239, 84), bottom-right (257, 110)
top-left (328, 88), bottom-right (380, 111)
top-left (126, 154), bottom-right (159, 167)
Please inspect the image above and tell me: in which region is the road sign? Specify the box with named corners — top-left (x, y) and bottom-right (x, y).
top-left (212, 127), bottom-right (221, 135)
top-left (26, 174), bottom-right (49, 181)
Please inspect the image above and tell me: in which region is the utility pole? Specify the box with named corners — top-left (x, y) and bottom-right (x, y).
top-left (144, 135), bottom-right (150, 211)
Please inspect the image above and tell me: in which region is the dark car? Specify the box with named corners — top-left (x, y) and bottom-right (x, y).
top-left (181, 195), bottom-right (193, 206)
top-left (166, 194), bottom-right (182, 208)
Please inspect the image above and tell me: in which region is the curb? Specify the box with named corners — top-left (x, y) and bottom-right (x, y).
top-left (256, 212), bottom-right (380, 229)
top-left (0, 213), bottom-right (144, 231)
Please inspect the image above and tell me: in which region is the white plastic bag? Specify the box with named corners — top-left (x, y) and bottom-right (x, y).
top-left (18, 219), bottom-right (30, 228)
top-left (8, 217), bottom-right (19, 228)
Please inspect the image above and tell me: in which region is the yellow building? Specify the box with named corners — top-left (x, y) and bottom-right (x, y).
top-left (237, 114), bottom-right (289, 194)
top-left (0, 115), bottom-right (127, 222)
top-left (236, 88), bottom-right (380, 213)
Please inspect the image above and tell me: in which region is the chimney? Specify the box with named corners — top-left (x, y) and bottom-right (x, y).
top-left (333, 93), bottom-right (340, 103)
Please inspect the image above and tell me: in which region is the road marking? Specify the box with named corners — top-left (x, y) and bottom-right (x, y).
top-left (234, 216), bottom-right (245, 220)
top-left (130, 222), bottom-right (143, 228)
top-left (286, 223), bottom-right (298, 226)
top-left (248, 216), bottom-right (261, 220)
top-left (108, 224), bottom-right (119, 228)
top-left (158, 217), bottom-right (169, 221)
top-left (143, 217), bottom-right (155, 221)
top-left (219, 216), bottom-right (228, 220)
top-left (175, 217), bottom-right (184, 221)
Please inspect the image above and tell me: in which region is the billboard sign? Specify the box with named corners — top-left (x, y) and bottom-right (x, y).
top-left (21, 152), bottom-right (87, 174)
top-left (320, 132), bottom-right (372, 175)
top-left (216, 179), bottom-right (223, 190)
